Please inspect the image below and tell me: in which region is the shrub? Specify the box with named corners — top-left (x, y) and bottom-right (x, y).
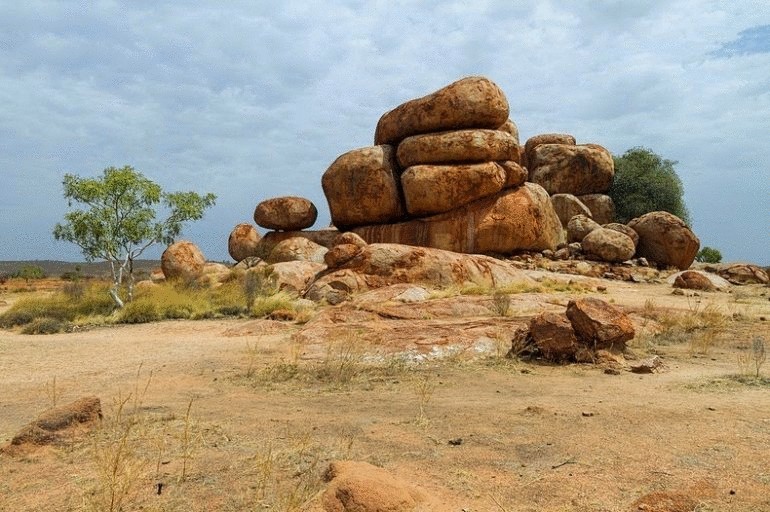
top-left (21, 317), bottom-right (69, 335)
top-left (115, 300), bottom-right (161, 324)
top-left (696, 246), bottom-right (722, 263)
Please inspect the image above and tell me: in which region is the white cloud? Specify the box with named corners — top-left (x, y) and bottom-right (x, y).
top-left (1, 1), bottom-right (768, 263)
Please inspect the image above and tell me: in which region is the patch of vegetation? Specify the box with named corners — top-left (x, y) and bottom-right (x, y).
top-left (20, 317), bottom-right (70, 335)
top-left (696, 246), bottom-right (722, 263)
top-left (686, 374), bottom-right (770, 392)
top-left (637, 299), bottom-right (729, 355)
top-left (430, 278), bottom-right (590, 300)
top-left (0, 283), bottom-right (115, 329)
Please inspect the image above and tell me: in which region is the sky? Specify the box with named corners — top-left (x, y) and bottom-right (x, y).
top-left (1, 1), bottom-right (768, 264)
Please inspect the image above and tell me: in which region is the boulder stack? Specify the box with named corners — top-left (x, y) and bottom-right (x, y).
top-left (321, 76), bottom-right (561, 254)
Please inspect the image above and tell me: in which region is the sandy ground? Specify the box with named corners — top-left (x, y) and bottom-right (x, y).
top-left (0, 275), bottom-right (769, 511)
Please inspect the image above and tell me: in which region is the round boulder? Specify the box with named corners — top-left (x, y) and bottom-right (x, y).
top-left (628, 211), bottom-right (700, 270)
top-left (498, 118), bottom-right (520, 145)
top-left (578, 194), bottom-right (615, 225)
top-left (567, 214), bottom-right (601, 243)
top-left (673, 270), bottom-right (716, 291)
top-left (499, 161), bottom-right (528, 188)
top-left (228, 223), bottom-right (261, 262)
top-left (396, 129), bottom-right (518, 167)
top-left (266, 237), bottom-right (327, 264)
top-left (523, 133), bottom-right (576, 169)
top-left (603, 223), bottom-right (639, 248)
top-left (333, 231), bottom-right (368, 248)
top-left (161, 241), bottom-right (206, 280)
top-left (322, 145), bottom-right (405, 228)
top-left (581, 227), bottom-right (636, 263)
top-left (530, 144), bottom-right (614, 195)
top-left (401, 161), bottom-right (507, 216)
top-left (254, 196), bottom-right (317, 231)
top-left (374, 76), bottom-right (509, 145)
top-left (550, 194), bottom-right (592, 227)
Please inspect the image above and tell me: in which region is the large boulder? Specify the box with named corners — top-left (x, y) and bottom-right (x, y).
top-left (581, 227), bottom-right (636, 263)
top-left (305, 243), bottom-right (535, 302)
top-left (266, 261), bottom-right (326, 295)
top-left (401, 161), bottom-right (507, 216)
top-left (603, 223), bottom-right (639, 248)
top-left (567, 214), bottom-right (601, 243)
top-left (396, 129), bottom-right (519, 167)
top-left (523, 133), bottom-right (576, 170)
top-left (228, 223), bottom-right (261, 262)
top-left (322, 145), bottom-right (405, 228)
top-left (529, 144), bottom-right (614, 195)
top-left (566, 297), bottom-right (635, 350)
top-left (266, 237), bottom-right (328, 264)
top-left (161, 240), bottom-right (206, 280)
top-left (578, 194), bottom-right (615, 225)
top-left (352, 183), bottom-right (562, 254)
top-left (254, 229), bottom-right (340, 259)
top-left (550, 194), bottom-right (592, 227)
top-left (498, 119), bottom-right (520, 145)
top-left (717, 264), bottom-right (770, 285)
top-left (529, 312), bottom-right (578, 361)
top-left (253, 196), bottom-right (318, 231)
top-left (628, 212), bottom-right (700, 270)
top-left (673, 270), bottom-right (716, 291)
top-left (374, 76), bottom-right (509, 145)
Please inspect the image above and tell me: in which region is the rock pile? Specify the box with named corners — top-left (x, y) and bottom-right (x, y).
top-left (322, 76), bottom-right (562, 255)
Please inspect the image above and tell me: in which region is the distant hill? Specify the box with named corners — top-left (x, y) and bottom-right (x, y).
top-left (0, 260), bottom-right (161, 278)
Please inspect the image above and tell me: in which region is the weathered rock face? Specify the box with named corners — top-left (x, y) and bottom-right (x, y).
top-left (396, 129), bottom-right (519, 167)
top-left (401, 161), bottom-right (507, 216)
top-left (578, 194), bottom-right (615, 225)
top-left (718, 264), bottom-right (770, 285)
top-left (324, 243), bottom-right (363, 268)
top-left (673, 270), bottom-right (716, 291)
top-left (161, 240), bottom-right (206, 280)
top-left (321, 460), bottom-right (432, 512)
top-left (374, 76), bottom-right (509, 145)
top-left (550, 194), bottom-right (592, 227)
top-left (667, 270), bottom-right (730, 290)
top-left (581, 227), bottom-right (636, 263)
top-left (603, 223), bottom-right (639, 248)
top-left (529, 144), bottom-right (614, 195)
top-left (529, 312), bottom-right (578, 361)
top-left (254, 229), bottom-right (340, 259)
top-left (322, 145), bottom-right (405, 228)
top-left (265, 261), bottom-right (325, 294)
top-left (333, 231), bottom-right (367, 248)
top-left (628, 212), bottom-right (700, 270)
top-left (305, 243), bottom-right (535, 302)
top-left (253, 196), bottom-right (318, 231)
top-left (266, 237), bottom-right (328, 264)
top-left (567, 214), bottom-right (601, 243)
top-left (352, 184), bottom-right (562, 254)
top-left (566, 297), bottom-right (635, 350)
top-left (498, 119), bottom-right (520, 145)
top-left (228, 223), bottom-right (261, 262)
top-left (499, 161), bottom-right (528, 188)
top-left (523, 133), bottom-right (576, 170)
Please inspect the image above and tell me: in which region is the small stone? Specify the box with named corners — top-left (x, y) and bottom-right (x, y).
top-left (581, 411), bottom-right (594, 417)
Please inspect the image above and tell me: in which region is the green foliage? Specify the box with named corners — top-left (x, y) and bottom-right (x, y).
top-left (53, 165), bottom-right (216, 307)
top-left (0, 283), bottom-right (115, 329)
top-left (696, 246), bottom-right (723, 263)
top-left (15, 264), bottom-right (46, 283)
top-left (609, 147), bottom-right (690, 224)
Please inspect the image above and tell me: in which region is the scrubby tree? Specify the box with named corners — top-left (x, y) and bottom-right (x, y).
top-left (16, 264), bottom-right (46, 285)
top-left (53, 166), bottom-right (216, 307)
top-left (609, 147), bottom-right (690, 225)
top-left (696, 246), bottom-right (722, 263)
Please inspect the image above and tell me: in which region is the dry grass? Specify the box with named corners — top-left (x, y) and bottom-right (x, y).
top-left (637, 299), bottom-right (730, 355)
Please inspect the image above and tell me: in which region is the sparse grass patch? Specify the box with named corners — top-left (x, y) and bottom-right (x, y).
top-left (20, 316), bottom-right (70, 334)
top-left (639, 300), bottom-right (729, 355)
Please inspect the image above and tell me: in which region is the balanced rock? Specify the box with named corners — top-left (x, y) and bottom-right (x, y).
top-left (718, 264), bottom-right (769, 285)
top-left (529, 144), bottom-right (614, 195)
top-left (578, 194), bottom-right (615, 224)
top-left (567, 214), bottom-right (601, 243)
top-left (673, 270), bottom-right (716, 291)
top-left (550, 194), bottom-right (592, 227)
top-left (498, 119), bottom-right (520, 145)
top-left (161, 240), bottom-right (206, 280)
top-left (228, 223), bottom-right (261, 262)
top-left (401, 161), bottom-right (507, 216)
top-left (352, 183), bottom-right (562, 254)
top-left (603, 223), bottom-right (639, 248)
top-left (254, 196), bottom-right (318, 231)
top-left (566, 297), bottom-right (635, 349)
top-left (396, 129), bottom-right (519, 167)
top-left (523, 133), bottom-right (576, 170)
top-left (374, 76), bottom-right (509, 145)
top-left (529, 312), bottom-right (578, 361)
top-left (628, 212), bottom-right (700, 270)
top-left (267, 237), bottom-right (328, 264)
top-left (322, 145), bottom-right (405, 228)
top-left (581, 227), bottom-right (636, 263)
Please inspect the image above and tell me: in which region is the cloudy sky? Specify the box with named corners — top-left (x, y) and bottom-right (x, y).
top-left (1, 0), bottom-right (768, 264)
